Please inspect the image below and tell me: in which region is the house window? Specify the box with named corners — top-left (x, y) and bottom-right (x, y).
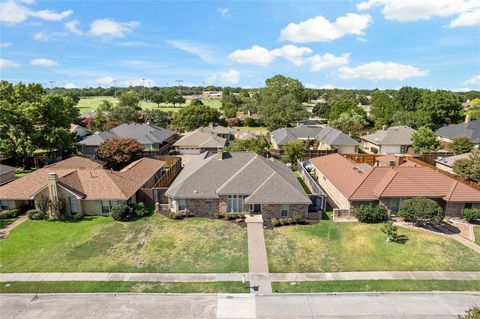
top-left (227, 195), bottom-right (246, 213)
top-left (253, 204), bottom-right (262, 213)
top-left (280, 204), bottom-right (289, 217)
top-left (178, 199), bottom-right (186, 211)
top-left (0, 200), bottom-right (8, 210)
top-left (101, 201), bottom-right (111, 213)
top-left (69, 197), bottom-right (78, 214)
top-left (464, 203), bottom-right (473, 209)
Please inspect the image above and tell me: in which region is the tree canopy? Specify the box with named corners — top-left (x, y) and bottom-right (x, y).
top-left (453, 150), bottom-right (480, 183)
top-left (450, 136), bottom-right (474, 154)
top-left (171, 105), bottom-right (221, 131)
top-left (411, 127), bottom-right (441, 153)
top-left (97, 138), bottom-right (143, 168)
top-left (225, 137), bottom-right (269, 154)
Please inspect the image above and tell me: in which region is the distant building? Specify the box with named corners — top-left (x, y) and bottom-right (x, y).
top-left (173, 126), bottom-right (234, 155)
top-left (435, 118), bottom-right (480, 148)
top-left (435, 153), bottom-right (472, 174)
top-left (77, 123), bottom-right (176, 157)
top-left (202, 91), bottom-right (223, 99)
top-left (70, 124), bottom-right (90, 138)
top-left (361, 126), bottom-right (416, 154)
top-left (0, 164), bottom-right (16, 186)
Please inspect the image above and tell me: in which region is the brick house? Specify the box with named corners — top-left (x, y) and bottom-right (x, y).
top-left (309, 153), bottom-right (480, 217)
top-left (0, 156), bottom-right (166, 216)
top-left (165, 152), bottom-right (311, 222)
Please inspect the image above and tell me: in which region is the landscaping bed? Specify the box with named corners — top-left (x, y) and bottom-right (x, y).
top-left (0, 214), bottom-right (248, 273)
top-left (272, 280), bottom-right (480, 293)
top-left (0, 281), bottom-right (249, 293)
top-left (265, 218), bottom-right (480, 272)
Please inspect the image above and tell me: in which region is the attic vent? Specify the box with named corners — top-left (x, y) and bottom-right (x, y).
top-left (352, 167), bottom-right (365, 175)
top-left (389, 161), bottom-right (396, 167)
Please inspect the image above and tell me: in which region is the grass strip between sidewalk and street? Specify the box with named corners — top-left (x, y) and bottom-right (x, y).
top-left (0, 281), bottom-right (250, 294)
top-left (272, 280), bottom-right (480, 293)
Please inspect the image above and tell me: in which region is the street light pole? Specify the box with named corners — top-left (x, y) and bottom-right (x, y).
top-left (142, 78), bottom-right (146, 101)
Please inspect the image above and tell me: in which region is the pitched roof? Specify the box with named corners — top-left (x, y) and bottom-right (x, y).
top-left (173, 128), bottom-right (226, 148)
top-left (271, 125), bottom-right (359, 147)
top-left (77, 123), bottom-right (175, 146)
top-left (361, 126), bottom-right (416, 145)
top-left (0, 164), bottom-right (16, 175)
top-left (435, 153), bottom-right (472, 168)
top-left (435, 120), bottom-right (480, 143)
top-left (311, 154), bottom-right (480, 203)
top-left (0, 156), bottom-right (165, 200)
top-left (166, 152), bottom-right (311, 204)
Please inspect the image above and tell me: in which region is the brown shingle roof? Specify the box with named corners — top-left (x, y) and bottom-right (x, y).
top-left (311, 154), bottom-right (480, 203)
top-left (0, 156), bottom-right (165, 200)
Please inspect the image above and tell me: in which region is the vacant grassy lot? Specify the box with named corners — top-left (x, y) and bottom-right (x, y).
top-left (0, 214), bottom-right (248, 273)
top-left (0, 281), bottom-right (249, 293)
top-left (475, 227), bottom-right (480, 246)
top-left (76, 96), bottom-right (222, 113)
top-left (265, 218), bottom-right (480, 272)
top-left (272, 280), bottom-right (480, 293)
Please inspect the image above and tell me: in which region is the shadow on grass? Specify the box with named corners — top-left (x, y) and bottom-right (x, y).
top-left (391, 235), bottom-right (409, 244)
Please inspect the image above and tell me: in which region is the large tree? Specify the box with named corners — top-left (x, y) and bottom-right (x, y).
top-left (144, 109), bottom-right (170, 127)
top-left (0, 81), bottom-right (79, 168)
top-left (282, 140), bottom-right (305, 164)
top-left (108, 105), bottom-right (139, 124)
top-left (453, 150), bottom-right (480, 183)
top-left (370, 91), bottom-right (403, 128)
top-left (97, 138), bottom-right (143, 168)
top-left (328, 99), bottom-right (359, 121)
top-left (171, 104), bottom-right (221, 131)
top-left (416, 90), bottom-right (462, 129)
top-left (411, 126), bottom-right (441, 153)
top-left (330, 110), bottom-right (367, 138)
top-left (150, 93), bottom-right (164, 107)
top-left (450, 136), bottom-right (474, 154)
top-left (118, 91), bottom-right (140, 109)
top-left (225, 137), bottom-right (269, 154)
top-left (395, 86), bottom-right (423, 111)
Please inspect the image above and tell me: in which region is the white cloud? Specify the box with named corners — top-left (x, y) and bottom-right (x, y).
top-left (167, 40), bottom-right (217, 63)
top-left (65, 20), bottom-right (83, 35)
top-left (357, 0), bottom-right (480, 27)
top-left (94, 76), bottom-right (116, 86)
top-left (0, 1), bottom-right (72, 25)
top-left (125, 78), bottom-right (155, 87)
top-left (270, 45), bottom-right (312, 65)
top-left (218, 8), bottom-right (229, 18)
top-left (30, 58), bottom-right (58, 67)
top-left (229, 45), bottom-right (274, 66)
top-left (64, 82), bottom-right (77, 89)
top-left (279, 13), bottom-right (372, 43)
top-left (33, 31), bottom-right (67, 42)
top-left (464, 74), bottom-right (480, 85)
top-left (309, 53), bottom-right (350, 71)
top-left (338, 61), bottom-right (428, 81)
top-left (0, 42), bottom-right (12, 48)
top-left (0, 58), bottom-right (21, 69)
top-left (306, 83), bottom-right (348, 89)
top-left (118, 41), bottom-right (148, 47)
top-left (207, 70), bottom-right (241, 85)
top-left (89, 18), bottom-right (139, 38)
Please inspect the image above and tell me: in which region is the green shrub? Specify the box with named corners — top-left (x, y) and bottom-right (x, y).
top-left (134, 202), bottom-right (148, 217)
top-left (271, 218), bottom-right (279, 227)
top-left (462, 208), bottom-right (480, 222)
top-left (286, 217), bottom-right (294, 225)
top-left (243, 117), bottom-right (257, 127)
top-left (110, 204), bottom-right (132, 221)
top-left (226, 213), bottom-right (245, 220)
top-left (292, 213), bottom-right (305, 224)
top-left (27, 209), bottom-right (46, 220)
top-left (0, 209), bottom-right (21, 219)
top-left (398, 197), bottom-right (444, 224)
top-left (354, 204), bottom-right (389, 223)
top-left (214, 211), bottom-right (226, 219)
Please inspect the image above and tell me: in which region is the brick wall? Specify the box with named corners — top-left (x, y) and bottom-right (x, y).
top-left (185, 199), bottom-right (219, 217)
top-left (261, 204), bottom-right (308, 223)
top-left (445, 202), bottom-right (480, 217)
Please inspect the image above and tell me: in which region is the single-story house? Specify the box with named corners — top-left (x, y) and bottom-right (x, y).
top-left (0, 156), bottom-right (166, 215)
top-left (202, 91), bottom-right (223, 99)
top-left (0, 164), bottom-right (16, 186)
top-left (435, 118), bottom-right (480, 148)
top-left (70, 124), bottom-right (90, 138)
top-left (361, 126), bottom-right (416, 154)
top-left (173, 127), bottom-right (229, 155)
top-left (435, 153), bottom-right (472, 174)
top-left (77, 123), bottom-right (176, 157)
top-left (165, 151), bottom-right (311, 222)
top-left (271, 125), bottom-right (359, 153)
top-left (310, 153), bottom-right (480, 217)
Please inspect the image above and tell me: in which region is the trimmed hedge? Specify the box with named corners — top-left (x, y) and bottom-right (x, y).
top-left (353, 204), bottom-right (389, 223)
top-left (169, 210), bottom-right (195, 220)
top-left (271, 213), bottom-right (306, 227)
top-left (27, 209), bottom-right (47, 220)
top-left (0, 209), bottom-right (21, 219)
top-left (110, 204), bottom-right (132, 221)
top-left (462, 208), bottom-right (480, 222)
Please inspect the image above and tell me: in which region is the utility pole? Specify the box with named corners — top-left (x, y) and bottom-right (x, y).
top-left (175, 79), bottom-right (184, 95)
top-left (49, 80), bottom-right (55, 89)
top-left (142, 78), bottom-right (146, 101)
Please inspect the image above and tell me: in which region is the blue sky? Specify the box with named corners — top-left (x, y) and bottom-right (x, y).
top-left (0, 0), bottom-right (479, 90)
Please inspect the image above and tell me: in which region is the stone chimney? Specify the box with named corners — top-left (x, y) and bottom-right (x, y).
top-left (216, 148), bottom-right (224, 160)
top-left (47, 172), bottom-right (59, 201)
top-left (465, 114), bottom-right (472, 124)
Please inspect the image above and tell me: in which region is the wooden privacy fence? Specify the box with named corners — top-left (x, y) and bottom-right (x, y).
top-left (152, 156), bottom-right (182, 188)
top-left (267, 148), bottom-right (336, 160)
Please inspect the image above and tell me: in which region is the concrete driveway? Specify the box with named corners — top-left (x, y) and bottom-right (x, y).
top-left (1, 292), bottom-right (479, 319)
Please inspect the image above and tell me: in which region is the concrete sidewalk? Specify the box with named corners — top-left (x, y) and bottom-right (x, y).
top-left (246, 215), bottom-right (272, 294)
top-left (1, 271), bottom-right (478, 283)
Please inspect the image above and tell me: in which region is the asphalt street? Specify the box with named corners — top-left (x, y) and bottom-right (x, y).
top-left (1, 292), bottom-right (479, 319)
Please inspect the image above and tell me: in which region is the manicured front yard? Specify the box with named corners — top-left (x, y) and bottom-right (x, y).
top-left (265, 219), bottom-right (480, 272)
top-left (0, 214), bottom-right (248, 273)
top-left (0, 281), bottom-right (249, 293)
top-left (0, 219), bottom-right (16, 229)
top-left (272, 280), bottom-right (480, 293)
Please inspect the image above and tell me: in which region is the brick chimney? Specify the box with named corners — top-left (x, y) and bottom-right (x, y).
top-left (47, 172), bottom-right (59, 201)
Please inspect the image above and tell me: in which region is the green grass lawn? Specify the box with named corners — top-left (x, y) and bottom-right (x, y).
top-left (14, 168), bottom-right (35, 178)
top-left (76, 96), bottom-right (222, 113)
top-left (0, 214), bottom-right (248, 273)
top-left (475, 226), bottom-right (480, 246)
top-left (0, 281), bottom-right (250, 293)
top-left (0, 219), bottom-right (15, 229)
top-left (293, 171), bottom-right (312, 194)
top-left (265, 219), bottom-right (480, 272)
top-left (272, 280), bottom-right (480, 293)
